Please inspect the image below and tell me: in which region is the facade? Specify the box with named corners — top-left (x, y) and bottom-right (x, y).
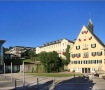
top-left (6, 46), bottom-right (35, 57)
top-left (0, 40), bottom-right (6, 66)
top-left (0, 40), bottom-right (6, 73)
top-left (68, 19), bottom-right (105, 73)
top-left (36, 38), bottom-right (74, 59)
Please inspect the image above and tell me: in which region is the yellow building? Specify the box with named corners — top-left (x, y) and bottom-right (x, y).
top-left (68, 19), bottom-right (105, 73)
top-left (36, 38), bottom-right (74, 59)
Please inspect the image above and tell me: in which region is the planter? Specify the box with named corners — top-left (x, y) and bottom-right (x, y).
top-left (84, 39), bottom-right (86, 41)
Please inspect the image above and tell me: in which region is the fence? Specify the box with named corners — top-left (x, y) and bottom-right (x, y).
top-left (20, 64), bottom-right (45, 73)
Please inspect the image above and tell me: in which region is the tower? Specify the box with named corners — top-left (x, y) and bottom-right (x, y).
top-left (87, 18), bottom-right (94, 33)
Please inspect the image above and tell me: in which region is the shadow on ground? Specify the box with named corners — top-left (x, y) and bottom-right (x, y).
top-left (54, 76), bottom-right (96, 90)
top-left (11, 75), bottom-right (96, 90)
top-left (11, 80), bottom-right (53, 90)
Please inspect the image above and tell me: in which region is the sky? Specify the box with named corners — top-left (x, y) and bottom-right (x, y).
top-left (0, 1), bottom-right (105, 48)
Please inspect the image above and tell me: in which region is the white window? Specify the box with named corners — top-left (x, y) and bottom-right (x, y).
top-left (92, 68), bottom-right (95, 71)
top-left (63, 43), bottom-right (64, 46)
top-left (63, 49), bottom-right (64, 52)
top-left (85, 44), bottom-right (86, 48)
top-left (78, 68), bottom-right (81, 71)
top-left (58, 50), bottom-right (59, 53)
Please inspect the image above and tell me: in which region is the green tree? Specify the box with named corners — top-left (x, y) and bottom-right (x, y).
top-left (21, 49), bottom-right (30, 59)
top-left (28, 49), bottom-right (36, 62)
top-left (39, 51), bottom-right (63, 73)
top-left (9, 46), bottom-right (13, 50)
top-left (38, 51), bottom-right (48, 72)
top-left (3, 47), bottom-right (9, 52)
top-left (63, 45), bottom-right (70, 65)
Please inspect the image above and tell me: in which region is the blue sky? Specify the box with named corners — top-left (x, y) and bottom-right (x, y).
top-left (0, 1), bottom-right (105, 48)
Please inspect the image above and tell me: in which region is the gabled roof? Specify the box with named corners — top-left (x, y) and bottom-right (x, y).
top-left (86, 26), bottom-right (105, 47)
top-left (92, 33), bottom-right (105, 47)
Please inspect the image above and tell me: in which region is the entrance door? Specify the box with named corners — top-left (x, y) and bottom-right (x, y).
top-left (88, 68), bottom-right (90, 73)
top-left (82, 68), bottom-right (84, 73)
top-left (85, 68), bottom-right (87, 73)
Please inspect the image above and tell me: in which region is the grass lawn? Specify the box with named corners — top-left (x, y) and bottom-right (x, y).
top-left (27, 73), bottom-right (83, 77)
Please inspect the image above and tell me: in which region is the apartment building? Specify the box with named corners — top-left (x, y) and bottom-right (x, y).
top-left (68, 19), bottom-right (105, 73)
top-left (36, 38), bottom-right (74, 59)
top-left (6, 46), bottom-right (35, 57)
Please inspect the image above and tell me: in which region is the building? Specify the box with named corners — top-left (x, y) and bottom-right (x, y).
top-left (36, 38), bottom-right (74, 59)
top-left (68, 19), bottom-right (105, 73)
top-left (6, 46), bottom-right (36, 57)
top-left (0, 40), bottom-right (6, 73)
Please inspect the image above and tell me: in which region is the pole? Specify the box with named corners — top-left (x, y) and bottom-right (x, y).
top-left (23, 62), bottom-right (25, 86)
top-left (4, 63), bottom-right (5, 78)
top-left (74, 72), bottom-right (75, 83)
top-left (11, 62), bottom-right (12, 81)
top-left (15, 80), bottom-right (16, 88)
top-left (53, 76), bottom-right (55, 87)
top-left (37, 78), bottom-right (39, 89)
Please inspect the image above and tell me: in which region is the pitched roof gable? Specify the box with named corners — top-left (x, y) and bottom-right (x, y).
top-left (86, 27), bottom-right (105, 47)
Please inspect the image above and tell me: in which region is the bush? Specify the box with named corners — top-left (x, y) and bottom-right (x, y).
top-left (72, 70), bottom-right (75, 72)
top-left (32, 67), bottom-right (34, 73)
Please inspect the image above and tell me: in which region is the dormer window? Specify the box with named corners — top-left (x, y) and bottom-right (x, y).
top-left (76, 46), bottom-right (80, 50)
top-left (91, 44), bottom-right (96, 48)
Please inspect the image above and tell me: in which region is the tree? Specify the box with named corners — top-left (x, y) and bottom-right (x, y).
top-left (9, 46), bottom-right (13, 50)
top-left (21, 49), bottom-right (30, 59)
top-left (63, 45), bottom-right (70, 65)
top-left (39, 51), bottom-right (63, 73)
top-left (3, 47), bottom-right (9, 52)
top-left (28, 49), bottom-right (36, 62)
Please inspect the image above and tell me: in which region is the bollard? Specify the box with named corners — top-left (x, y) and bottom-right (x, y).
top-left (23, 62), bottom-right (25, 86)
top-left (15, 80), bottom-right (16, 88)
top-left (37, 78), bottom-right (39, 89)
top-left (53, 76), bottom-right (55, 88)
top-left (74, 74), bottom-right (75, 83)
top-left (11, 62), bottom-right (13, 81)
top-left (4, 63), bottom-right (6, 78)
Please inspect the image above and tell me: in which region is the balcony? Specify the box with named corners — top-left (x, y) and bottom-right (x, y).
top-left (77, 56), bottom-right (80, 58)
top-left (83, 48), bottom-right (88, 50)
top-left (72, 56), bottom-right (75, 58)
